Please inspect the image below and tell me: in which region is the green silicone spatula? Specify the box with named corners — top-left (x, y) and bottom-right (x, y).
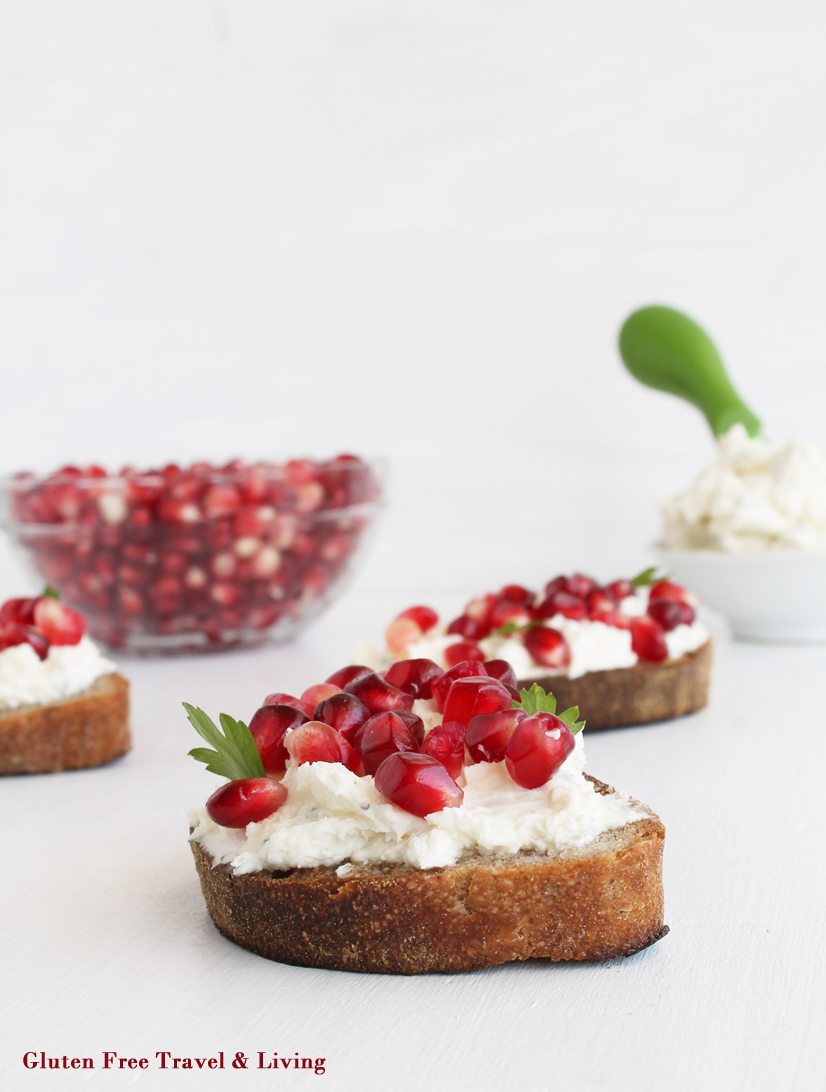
top-left (618, 305), bottom-right (762, 437)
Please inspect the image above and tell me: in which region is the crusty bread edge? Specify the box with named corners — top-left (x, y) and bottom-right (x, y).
top-left (190, 777), bottom-right (666, 975)
top-left (520, 639), bottom-right (712, 730)
top-left (0, 672), bottom-right (131, 775)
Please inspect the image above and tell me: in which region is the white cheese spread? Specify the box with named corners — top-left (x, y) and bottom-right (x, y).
top-left (0, 636), bottom-right (116, 711)
top-left (661, 424), bottom-right (826, 552)
top-left (189, 727), bottom-right (650, 873)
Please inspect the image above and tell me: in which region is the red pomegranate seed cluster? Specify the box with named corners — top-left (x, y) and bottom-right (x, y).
top-left (211, 657), bottom-right (580, 826)
top-left (3, 456), bottom-right (381, 651)
top-left (0, 592), bottom-right (86, 661)
top-left (386, 572), bottom-right (698, 668)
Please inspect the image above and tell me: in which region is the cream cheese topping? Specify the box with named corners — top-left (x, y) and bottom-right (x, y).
top-left (0, 636), bottom-right (116, 711)
top-left (190, 728), bottom-right (649, 873)
top-left (661, 424), bottom-right (826, 552)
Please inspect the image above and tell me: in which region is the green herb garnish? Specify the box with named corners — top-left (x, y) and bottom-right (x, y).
top-left (630, 566), bottom-right (668, 588)
top-left (511, 684), bottom-right (585, 735)
top-left (184, 702), bottom-right (265, 780)
top-left (42, 585), bottom-right (60, 599)
top-left (490, 619), bottom-right (545, 638)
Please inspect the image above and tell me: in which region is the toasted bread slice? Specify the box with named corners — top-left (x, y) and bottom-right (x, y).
top-left (520, 640), bottom-right (712, 731)
top-left (0, 672), bottom-right (131, 775)
top-left (191, 777), bottom-right (666, 975)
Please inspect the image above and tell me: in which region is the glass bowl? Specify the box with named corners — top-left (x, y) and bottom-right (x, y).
top-left (0, 456), bottom-right (384, 654)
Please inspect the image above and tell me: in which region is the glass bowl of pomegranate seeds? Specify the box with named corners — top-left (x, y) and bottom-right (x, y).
top-left (0, 456), bottom-right (384, 654)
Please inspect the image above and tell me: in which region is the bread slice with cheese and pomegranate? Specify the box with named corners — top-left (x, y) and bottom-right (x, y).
top-left (185, 665), bottom-right (667, 975)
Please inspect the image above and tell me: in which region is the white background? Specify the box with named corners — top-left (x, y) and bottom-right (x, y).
top-left (1, 2), bottom-right (825, 1090)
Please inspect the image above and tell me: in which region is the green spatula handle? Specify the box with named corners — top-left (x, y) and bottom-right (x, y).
top-left (618, 305), bottom-right (761, 437)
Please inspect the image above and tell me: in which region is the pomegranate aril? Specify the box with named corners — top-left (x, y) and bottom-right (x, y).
top-left (466, 708), bottom-right (524, 763)
top-left (0, 622), bottom-right (50, 660)
top-left (263, 692), bottom-right (306, 713)
top-left (498, 584), bottom-right (535, 607)
top-left (383, 657), bottom-right (443, 701)
top-left (344, 672), bottom-right (413, 715)
top-left (446, 614), bottom-right (488, 641)
top-left (649, 580), bottom-right (698, 608)
top-left (505, 712), bottom-right (575, 789)
top-left (374, 752), bottom-right (463, 817)
top-left (488, 600), bottom-right (532, 630)
top-left (630, 615), bottom-right (669, 662)
top-left (420, 721), bottom-right (465, 780)
top-left (523, 626), bottom-right (571, 670)
top-left (285, 721), bottom-right (362, 774)
top-left (354, 711), bottom-right (420, 775)
top-left (566, 573), bottom-right (599, 599)
top-left (396, 605), bottom-right (439, 633)
top-left (444, 640), bottom-right (485, 667)
top-left (431, 659), bottom-right (489, 712)
top-left (648, 598), bottom-right (695, 631)
top-left (206, 777), bottom-right (287, 828)
top-left (32, 597), bottom-right (86, 646)
top-left (534, 591), bottom-right (586, 621)
top-left (586, 589), bottom-right (617, 618)
top-left (465, 594), bottom-right (495, 625)
top-left (301, 683), bottom-right (342, 715)
top-left (442, 677), bottom-right (512, 728)
top-left (325, 664), bottom-right (372, 689)
top-left (249, 703), bottom-right (309, 775)
top-left (607, 579), bottom-right (634, 600)
top-left (0, 597), bottom-right (37, 625)
top-left (385, 616), bottom-right (423, 658)
top-left (483, 659), bottom-right (519, 689)
top-left (313, 692), bottom-right (371, 744)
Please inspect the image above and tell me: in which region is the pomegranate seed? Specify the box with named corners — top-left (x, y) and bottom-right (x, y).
top-left (431, 660), bottom-right (489, 712)
top-left (586, 589), bottom-right (617, 618)
top-left (465, 594), bottom-right (495, 625)
top-left (523, 626), bottom-right (571, 670)
top-left (234, 536), bottom-right (260, 559)
top-left (159, 551), bottom-right (187, 575)
top-left (343, 672), bottom-right (413, 715)
top-left (157, 499), bottom-right (202, 525)
top-left (0, 622), bottom-right (50, 660)
top-left (498, 584), bottom-right (535, 606)
top-left (592, 609), bottom-right (631, 629)
top-left (566, 573), bottom-right (599, 599)
top-left (534, 591), bottom-right (586, 621)
top-left (630, 615), bottom-right (669, 662)
top-left (0, 597), bottom-right (37, 625)
top-left (325, 664), bottom-right (372, 688)
top-left (353, 711), bottom-right (420, 775)
top-left (397, 605), bottom-right (439, 633)
top-left (202, 485), bottom-right (241, 517)
top-left (206, 777), bottom-right (287, 828)
top-left (301, 683), bottom-right (342, 714)
top-left (420, 721), bottom-right (465, 780)
top-left (649, 580), bottom-right (698, 608)
top-left (184, 566), bottom-right (208, 590)
top-left (295, 481), bottom-right (325, 513)
top-left (505, 713), bottom-right (575, 789)
top-left (211, 552), bottom-right (237, 578)
top-left (544, 576), bottom-right (570, 597)
top-left (446, 614), bottom-right (488, 640)
top-left (466, 709), bottom-right (525, 763)
top-left (250, 545), bottom-right (280, 578)
top-left (444, 640), bottom-right (485, 667)
top-left (118, 587), bottom-right (143, 614)
top-left (392, 709), bottom-right (426, 747)
top-left (383, 658), bottom-right (443, 700)
top-left (285, 721), bottom-right (362, 774)
top-left (648, 598), bottom-right (695, 631)
top-left (249, 703), bottom-right (309, 775)
top-left (483, 659), bottom-right (518, 689)
top-left (263, 692), bottom-right (307, 713)
top-left (385, 616), bottom-right (423, 658)
top-left (374, 752), bottom-right (463, 817)
top-left (210, 582), bottom-right (241, 607)
top-left (607, 579), bottom-right (634, 600)
top-left (488, 601), bottom-right (532, 630)
top-left (313, 692), bottom-right (370, 744)
top-left (442, 677), bottom-right (512, 728)
top-left (32, 597), bottom-right (86, 645)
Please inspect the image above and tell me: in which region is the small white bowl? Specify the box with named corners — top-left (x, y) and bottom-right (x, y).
top-left (655, 546), bottom-right (826, 643)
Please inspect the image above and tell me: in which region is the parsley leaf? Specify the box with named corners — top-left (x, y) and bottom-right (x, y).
top-left (630, 566), bottom-right (668, 588)
top-left (511, 684), bottom-right (585, 735)
top-left (184, 702), bottom-right (265, 781)
top-left (490, 619), bottom-right (544, 638)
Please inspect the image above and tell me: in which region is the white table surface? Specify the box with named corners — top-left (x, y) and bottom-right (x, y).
top-left (2, 2), bottom-right (826, 1089)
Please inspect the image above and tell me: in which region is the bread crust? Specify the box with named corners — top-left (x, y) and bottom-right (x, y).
top-left (190, 778), bottom-right (666, 975)
top-left (0, 672), bottom-right (131, 774)
top-left (520, 639), bottom-right (712, 731)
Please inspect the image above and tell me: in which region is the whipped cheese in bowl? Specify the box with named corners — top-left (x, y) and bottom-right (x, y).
top-left (661, 424), bottom-right (826, 553)
top-left (0, 636), bottom-right (116, 711)
top-left (190, 725), bottom-right (650, 873)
